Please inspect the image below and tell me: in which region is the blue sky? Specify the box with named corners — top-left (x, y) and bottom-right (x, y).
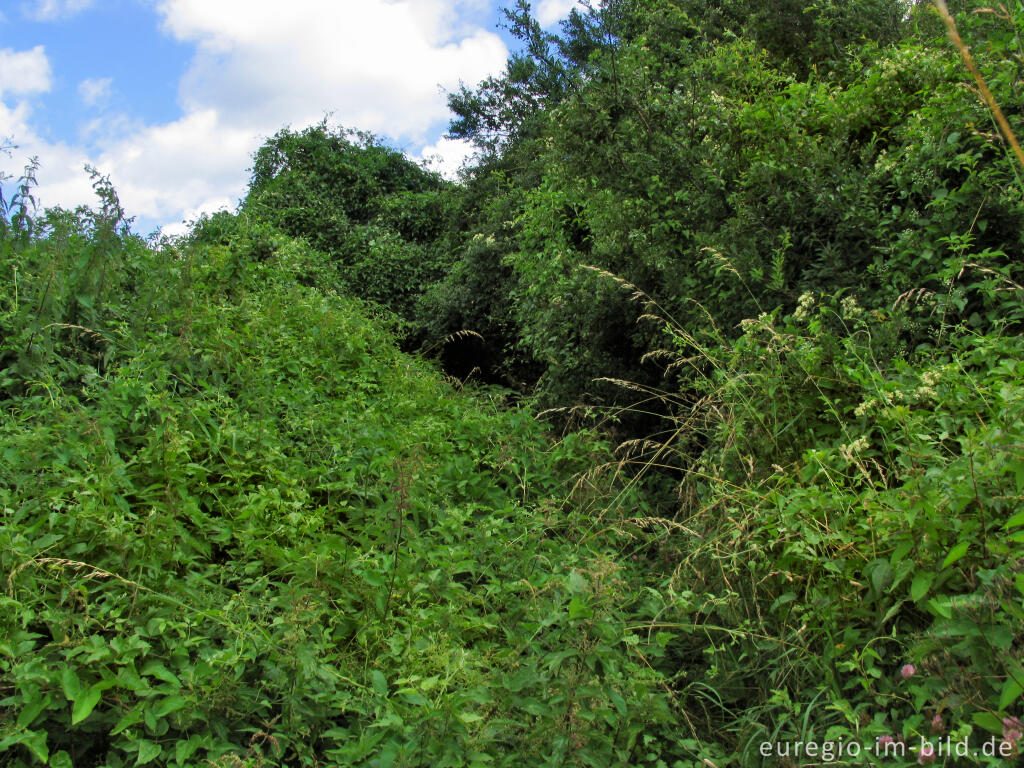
top-left (0, 0), bottom-right (582, 235)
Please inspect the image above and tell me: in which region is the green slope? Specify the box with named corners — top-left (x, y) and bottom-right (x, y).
top-left (0, 221), bottom-right (668, 767)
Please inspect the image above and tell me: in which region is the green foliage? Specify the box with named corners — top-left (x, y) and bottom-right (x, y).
top-left (0, 191), bottom-right (672, 767)
top-left (571, 282), bottom-right (1023, 764)
top-left (241, 122), bottom-right (455, 323)
top-left (6, 2), bottom-right (1024, 766)
top-left (480, 0), bottom-right (1023, 411)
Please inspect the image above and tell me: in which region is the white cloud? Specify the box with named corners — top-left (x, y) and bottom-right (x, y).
top-left (416, 136), bottom-right (476, 180)
top-left (77, 76), bottom-right (112, 108)
top-left (93, 110), bottom-right (257, 226)
top-left (0, 99), bottom-right (95, 211)
top-left (0, 46), bottom-right (52, 98)
top-left (536, 0), bottom-right (580, 27)
top-left (6, 1), bottom-right (510, 234)
top-left (155, 0), bottom-right (507, 142)
top-left (22, 0), bottom-right (94, 21)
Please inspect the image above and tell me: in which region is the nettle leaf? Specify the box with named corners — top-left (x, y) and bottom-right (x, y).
top-left (568, 596), bottom-right (593, 620)
top-left (910, 572), bottom-right (935, 602)
top-left (372, 670), bottom-right (388, 697)
top-left (941, 542), bottom-right (970, 570)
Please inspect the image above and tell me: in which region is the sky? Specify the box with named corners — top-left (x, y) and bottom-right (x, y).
top-left (0, 0), bottom-right (583, 236)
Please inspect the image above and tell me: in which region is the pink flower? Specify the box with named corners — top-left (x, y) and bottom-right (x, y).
top-left (876, 735), bottom-right (896, 752)
top-left (930, 713), bottom-right (944, 734)
top-left (900, 664), bottom-right (916, 679)
top-left (917, 742), bottom-right (936, 765)
top-left (1002, 719), bottom-right (1022, 746)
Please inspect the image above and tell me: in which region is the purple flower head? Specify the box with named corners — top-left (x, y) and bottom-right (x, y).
top-left (930, 713), bottom-right (944, 734)
top-left (1003, 716), bottom-right (1023, 747)
top-left (917, 743), bottom-right (936, 765)
top-left (900, 664), bottom-right (916, 679)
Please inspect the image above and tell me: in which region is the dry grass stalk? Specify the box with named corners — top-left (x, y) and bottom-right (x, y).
top-left (8, 556), bottom-right (136, 596)
top-left (934, 0), bottom-right (1024, 172)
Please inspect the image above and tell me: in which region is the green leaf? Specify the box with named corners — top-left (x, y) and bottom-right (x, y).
top-left (153, 695), bottom-right (188, 718)
top-left (568, 596), bottom-right (593, 620)
top-left (174, 736), bottom-right (202, 766)
top-left (136, 739), bottom-right (162, 765)
top-left (22, 730), bottom-right (48, 764)
top-left (16, 692), bottom-right (51, 729)
top-left (60, 668), bottom-right (81, 702)
top-left (609, 690), bottom-right (627, 716)
top-left (546, 649), bottom-right (577, 671)
top-left (927, 598), bottom-right (952, 619)
top-left (1005, 511), bottom-right (1024, 529)
top-left (49, 751), bottom-right (73, 768)
top-left (71, 682), bottom-right (105, 725)
top-left (770, 592), bottom-right (796, 611)
top-left (910, 572), bottom-right (935, 602)
top-left (868, 560), bottom-right (893, 594)
top-left (941, 541), bottom-right (969, 570)
top-left (973, 711), bottom-right (1004, 735)
top-left (371, 670), bottom-right (388, 697)
top-left (112, 708), bottom-right (144, 735)
top-left (140, 662), bottom-right (181, 688)
top-left (999, 662), bottom-right (1024, 711)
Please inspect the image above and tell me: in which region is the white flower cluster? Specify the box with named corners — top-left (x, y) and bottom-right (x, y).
top-left (841, 295), bottom-right (863, 318)
top-left (793, 292), bottom-right (816, 321)
top-left (839, 436), bottom-right (871, 463)
top-left (740, 312), bottom-right (771, 332)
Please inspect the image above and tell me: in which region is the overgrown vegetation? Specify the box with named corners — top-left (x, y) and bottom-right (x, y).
top-left (2, 0), bottom-right (1024, 766)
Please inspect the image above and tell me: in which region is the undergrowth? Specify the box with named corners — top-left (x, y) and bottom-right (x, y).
top-left (0, 189), bottom-right (672, 767)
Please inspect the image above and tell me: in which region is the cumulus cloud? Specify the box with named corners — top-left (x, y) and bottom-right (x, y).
top-left (22, 0), bottom-right (95, 21)
top-left (93, 110), bottom-right (257, 226)
top-left (5, 1), bottom-right (510, 234)
top-left (0, 46), bottom-right (52, 98)
top-left (77, 76), bottom-right (112, 108)
top-left (0, 98), bottom-right (96, 211)
top-left (535, 0), bottom-right (581, 27)
top-left (416, 136), bottom-right (476, 179)
top-left (156, 0), bottom-right (507, 143)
